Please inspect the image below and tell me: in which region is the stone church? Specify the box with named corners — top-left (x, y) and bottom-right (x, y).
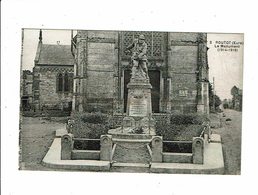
top-left (32, 31), bottom-right (74, 112)
top-left (31, 30), bottom-right (209, 115)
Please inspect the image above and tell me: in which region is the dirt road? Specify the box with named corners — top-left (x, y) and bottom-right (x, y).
top-left (213, 109), bottom-right (242, 175)
top-left (19, 117), bottom-right (65, 171)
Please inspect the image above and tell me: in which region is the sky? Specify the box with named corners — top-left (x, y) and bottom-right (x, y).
top-left (22, 29), bottom-right (72, 71)
top-left (21, 29), bottom-right (244, 100)
top-left (207, 33), bottom-right (243, 99)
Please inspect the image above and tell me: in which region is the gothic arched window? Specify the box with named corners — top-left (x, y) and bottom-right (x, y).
top-left (64, 73), bottom-right (69, 92)
top-left (56, 72), bottom-right (73, 93)
top-left (68, 73), bottom-right (73, 92)
top-left (57, 73), bottom-right (63, 92)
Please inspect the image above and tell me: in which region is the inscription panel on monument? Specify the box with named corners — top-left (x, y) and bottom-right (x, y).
top-left (129, 97), bottom-right (147, 117)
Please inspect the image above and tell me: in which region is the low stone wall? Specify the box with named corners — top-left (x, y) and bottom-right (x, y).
top-left (72, 150), bottom-right (100, 160)
top-left (163, 153), bottom-right (192, 163)
top-left (60, 131), bottom-right (206, 164)
top-left (163, 141), bottom-right (192, 153)
top-left (73, 138), bottom-right (100, 150)
top-left (162, 134), bottom-right (205, 164)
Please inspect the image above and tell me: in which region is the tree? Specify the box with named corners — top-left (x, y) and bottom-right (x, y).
top-left (209, 82), bottom-right (222, 111)
top-left (214, 95), bottom-right (222, 108)
top-left (222, 99), bottom-right (229, 109)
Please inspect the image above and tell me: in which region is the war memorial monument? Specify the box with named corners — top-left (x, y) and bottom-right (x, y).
top-left (42, 33), bottom-right (224, 174)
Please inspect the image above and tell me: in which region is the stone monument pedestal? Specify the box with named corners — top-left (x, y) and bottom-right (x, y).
top-left (126, 78), bottom-right (152, 117)
top-left (108, 77), bottom-right (156, 137)
top-left (107, 77), bottom-right (157, 164)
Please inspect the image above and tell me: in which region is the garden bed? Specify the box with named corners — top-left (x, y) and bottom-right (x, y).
top-left (155, 113), bottom-right (209, 141)
top-left (71, 112), bottom-right (114, 139)
top-left (70, 112), bottom-right (209, 151)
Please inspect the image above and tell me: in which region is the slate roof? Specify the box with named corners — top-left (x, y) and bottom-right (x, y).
top-left (36, 44), bottom-right (74, 66)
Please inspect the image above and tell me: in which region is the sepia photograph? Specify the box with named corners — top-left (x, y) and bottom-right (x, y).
top-left (19, 29), bottom-right (243, 174)
top-left (3, 0), bottom-right (258, 195)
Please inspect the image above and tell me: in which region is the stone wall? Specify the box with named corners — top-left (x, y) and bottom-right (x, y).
top-left (74, 30), bottom-right (119, 113)
top-left (87, 42), bottom-right (115, 99)
top-left (35, 66), bottom-right (74, 110)
top-left (167, 33), bottom-right (200, 113)
top-left (169, 32), bottom-right (199, 42)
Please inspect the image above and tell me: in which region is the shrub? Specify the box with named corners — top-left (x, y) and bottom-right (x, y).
top-left (71, 112), bottom-right (113, 139)
top-left (70, 112), bottom-right (209, 140)
top-left (169, 114), bottom-right (209, 125)
top-left (80, 112), bottom-right (109, 124)
top-left (156, 124), bottom-right (204, 141)
top-left (155, 113), bottom-right (209, 141)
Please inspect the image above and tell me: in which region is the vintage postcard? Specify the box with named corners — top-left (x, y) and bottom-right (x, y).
top-left (19, 29), bottom-right (243, 174)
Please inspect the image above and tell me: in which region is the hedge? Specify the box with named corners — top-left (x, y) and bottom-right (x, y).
top-left (155, 113), bottom-right (209, 141)
top-left (71, 112), bottom-right (114, 139)
top-left (156, 124), bottom-right (204, 141)
top-left (70, 112), bottom-right (209, 140)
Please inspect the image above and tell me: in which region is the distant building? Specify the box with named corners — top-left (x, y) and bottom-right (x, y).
top-left (222, 98), bottom-right (233, 109)
top-left (231, 86), bottom-right (243, 111)
top-left (25, 30), bottom-right (210, 115)
top-left (21, 70), bottom-right (33, 111)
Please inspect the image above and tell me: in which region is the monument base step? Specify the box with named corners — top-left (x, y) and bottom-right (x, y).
top-left (111, 162), bottom-right (150, 173)
top-left (112, 141), bottom-right (151, 163)
top-left (112, 138), bottom-right (152, 143)
top-left (42, 138), bottom-right (110, 171)
top-left (43, 137), bottom-right (224, 174)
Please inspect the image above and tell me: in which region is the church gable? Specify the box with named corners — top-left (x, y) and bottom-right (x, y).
top-left (37, 44), bottom-right (74, 66)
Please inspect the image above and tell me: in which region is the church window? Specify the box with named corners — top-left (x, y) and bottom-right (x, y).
top-left (57, 73), bottom-right (63, 92)
top-left (69, 73), bottom-right (73, 92)
top-left (57, 72), bottom-right (73, 93)
top-left (64, 73), bottom-right (69, 92)
top-left (122, 31), bottom-right (165, 59)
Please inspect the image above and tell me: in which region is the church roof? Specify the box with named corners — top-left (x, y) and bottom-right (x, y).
top-left (36, 44), bottom-right (74, 66)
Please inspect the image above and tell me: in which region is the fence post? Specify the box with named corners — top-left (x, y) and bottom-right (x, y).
top-left (192, 137), bottom-right (204, 164)
top-left (151, 136), bottom-right (163, 162)
top-left (61, 133), bottom-right (74, 160)
top-left (100, 135), bottom-right (112, 161)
